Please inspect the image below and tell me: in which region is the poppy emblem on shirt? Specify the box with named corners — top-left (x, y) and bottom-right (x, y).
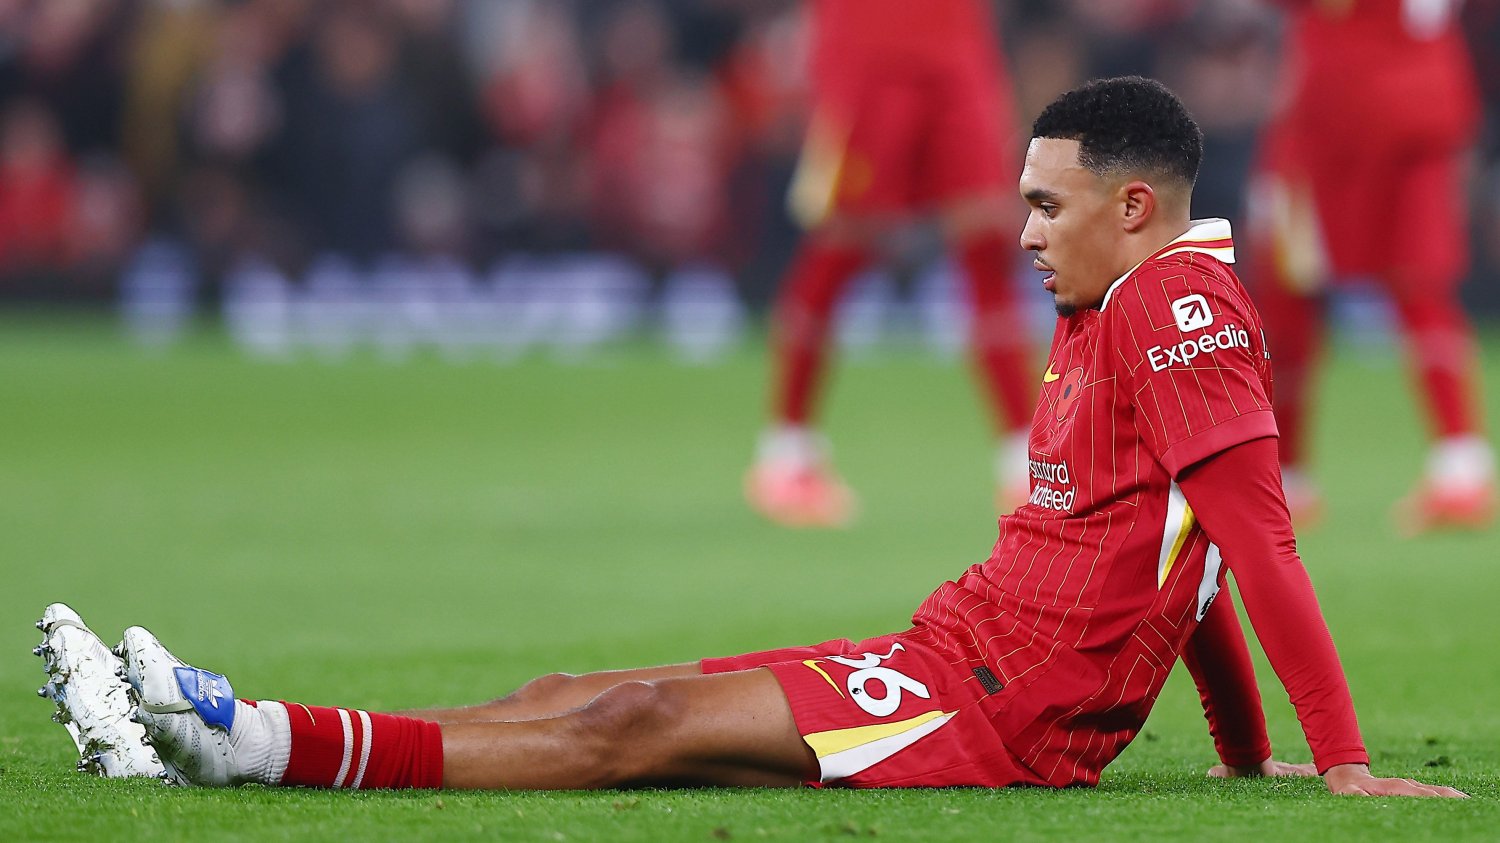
top-left (1053, 366), bottom-right (1086, 421)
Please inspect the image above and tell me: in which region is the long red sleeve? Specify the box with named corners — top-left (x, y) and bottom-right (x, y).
top-left (1181, 590), bottom-right (1273, 768)
top-left (1177, 436), bottom-right (1369, 773)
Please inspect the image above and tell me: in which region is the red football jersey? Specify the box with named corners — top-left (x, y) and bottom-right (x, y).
top-left (914, 220), bottom-right (1279, 786)
top-left (1276, 0), bottom-right (1479, 139)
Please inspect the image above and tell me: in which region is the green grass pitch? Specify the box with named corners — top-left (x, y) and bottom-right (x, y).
top-left (2, 315), bottom-right (1497, 840)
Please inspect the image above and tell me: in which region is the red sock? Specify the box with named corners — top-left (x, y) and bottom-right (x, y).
top-left (959, 232), bottom-right (1034, 432)
top-left (770, 241), bottom-right (867, 424)
top-left (278, 702), bottom-right (444, 789)
top-left (1392, 291), bottom-right (1483, 440)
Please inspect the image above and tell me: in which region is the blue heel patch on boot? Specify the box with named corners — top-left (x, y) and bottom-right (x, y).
top-left (174, 666), bottom-right (235, 731)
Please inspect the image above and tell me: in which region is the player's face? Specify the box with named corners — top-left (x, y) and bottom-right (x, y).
top-left (1018, 138), bottom-right (1127, 316)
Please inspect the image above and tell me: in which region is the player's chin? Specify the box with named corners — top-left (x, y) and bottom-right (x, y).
top-left (1053, 296), bottom-right (1078, 318)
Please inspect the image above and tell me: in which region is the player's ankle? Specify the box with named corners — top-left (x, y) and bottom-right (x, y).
top-left (230, 700), bottom-right (291, 785)
top-left (756, 425), bottom-right (829, 470)
top-left (1427, 435), bottom-right (1495, 490)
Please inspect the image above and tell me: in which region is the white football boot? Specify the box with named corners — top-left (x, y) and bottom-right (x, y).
top-left (119, 625), bottom-right (287, 787)
top-left (33, 603), bottom-right (166, 778)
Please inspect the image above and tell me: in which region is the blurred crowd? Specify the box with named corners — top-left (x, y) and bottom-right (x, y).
top-left (2, 0), bottom-right (1499, 339)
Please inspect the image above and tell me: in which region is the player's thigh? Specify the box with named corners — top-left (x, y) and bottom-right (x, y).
top-left (1282, 119), bottom-right (1400, 279)
top-left (921, 60), bottom-right (1014, 213)
top-left (1246, 128), bottom-right (1334, 294)
top-left (803, 80), bottom-right (926, 221)
top-left (639, 667), bottom-right (817, 782)
top-left (1383, 149), bottom-right (1470, 293)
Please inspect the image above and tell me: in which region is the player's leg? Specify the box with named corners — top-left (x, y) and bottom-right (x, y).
top-left (1254, 254), bottom-right (1327, 522)
top-left (441, 669), bottom-right (815, 789)
top-left (944, 197), bottom-right (1035, 512)
top-left (1382, 151), bottom-right (1494, 531)
top-left (120, 625), bottom-right (815, 789)
top-left (745, 226), bottom-right (868, 528)
top-left (1246, 136), bottom-right (1331, 525)
top-left (767, 225), bottom-right (870, 433)
top-left (395, 663), bottom-right (700, 723)
top-left (929, 60), bottom-right (1034, 511)
top-left (773, 90), bottom-right (900, 436)
top-left (747, 79), bottom-right (921, 528)
top-left (1387, 285), bottom-right (1486, 440)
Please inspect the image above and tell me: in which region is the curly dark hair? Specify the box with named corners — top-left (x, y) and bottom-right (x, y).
top-left (1031, 76), bottom-right (1203, 187)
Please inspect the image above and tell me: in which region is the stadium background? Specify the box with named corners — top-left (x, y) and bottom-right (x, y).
top-left (3, 1), bottom-right (1499, 840)
top-left (3, 0), bottom-right (1500, 339)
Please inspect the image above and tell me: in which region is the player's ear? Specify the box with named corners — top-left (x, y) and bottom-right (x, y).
top-left (1120, 181), bottom-right (1155, 233)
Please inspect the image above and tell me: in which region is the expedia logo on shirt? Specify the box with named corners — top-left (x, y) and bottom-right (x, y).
top-left (1146, 324), bottom-right (1251, 372)
top-left (1171, 294), bottom-right (1213, 331)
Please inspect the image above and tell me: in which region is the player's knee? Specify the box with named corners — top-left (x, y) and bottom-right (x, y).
top-left (570, 681), bottom-right (683, 783)
top-left (578, 680), bottom-right (680, 737)
top-left (1390, 290), bottom-right (1462, 328)
top-left (772, 305), bottom-right (826, 345)
top-left (812, 215), bottom-right (879, 246)
top-left (500, 672), bottom-right (579, 707)
top-left (942, 194), bottom-right (1015, 238)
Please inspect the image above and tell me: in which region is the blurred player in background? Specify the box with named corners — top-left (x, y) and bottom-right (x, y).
top-left (1250, 0), bottom-right (1494, 531)
top-left (745, 0), bottom-right (1036, 528)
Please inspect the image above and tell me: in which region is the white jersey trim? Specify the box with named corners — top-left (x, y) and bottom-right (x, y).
top-left (1156, 481), bottom-right (1196, 588)
top-left (1101, 218), bottom-right (1236, 312)
top-left (1197, 544), bottom-right (1224, 622)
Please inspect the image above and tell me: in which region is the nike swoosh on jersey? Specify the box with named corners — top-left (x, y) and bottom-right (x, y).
top-left (803, 660), bottom-right (846, 698)
top-left (1043, 366), bottom-right (1061, 383)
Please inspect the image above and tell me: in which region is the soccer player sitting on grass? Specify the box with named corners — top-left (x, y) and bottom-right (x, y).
top-left (36, 77), bottom-right (1464, 798)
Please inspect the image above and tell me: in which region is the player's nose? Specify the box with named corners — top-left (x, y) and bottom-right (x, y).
top-left (1019, 215), bottom-right (1045, 251)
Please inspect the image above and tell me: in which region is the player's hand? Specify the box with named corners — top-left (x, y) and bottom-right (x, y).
top-left (1208, 759), bottom-right (1318, 778)
top-left (1323, 763), bottom-right (1468, 798)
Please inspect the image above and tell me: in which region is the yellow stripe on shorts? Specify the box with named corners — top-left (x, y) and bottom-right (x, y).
top-left (804, 709), bottom-right (955, 782)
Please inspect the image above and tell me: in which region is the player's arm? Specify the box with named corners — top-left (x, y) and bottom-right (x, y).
top-left (1184, 593), bottom-right (1318, 778)
top-left (1178, 438), bottom-right (1466, 798)
top-left (1181, 590), bottom-right (1279, 774)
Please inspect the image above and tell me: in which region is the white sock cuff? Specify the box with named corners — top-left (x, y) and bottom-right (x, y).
top-left (1428, 435), bottom-right (1496, 488)
top-left (232, 700), bottom-right (291, 785)
top-left (757, 425), bottom-right (827, 467)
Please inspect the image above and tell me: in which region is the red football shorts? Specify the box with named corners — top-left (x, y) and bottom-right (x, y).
top-left (1252, 119), bottom-right (1470, 295)
top-left (702, 627), bottom-right (1026, 787)
top-left (788, 58), bottom-right (1014, 227)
